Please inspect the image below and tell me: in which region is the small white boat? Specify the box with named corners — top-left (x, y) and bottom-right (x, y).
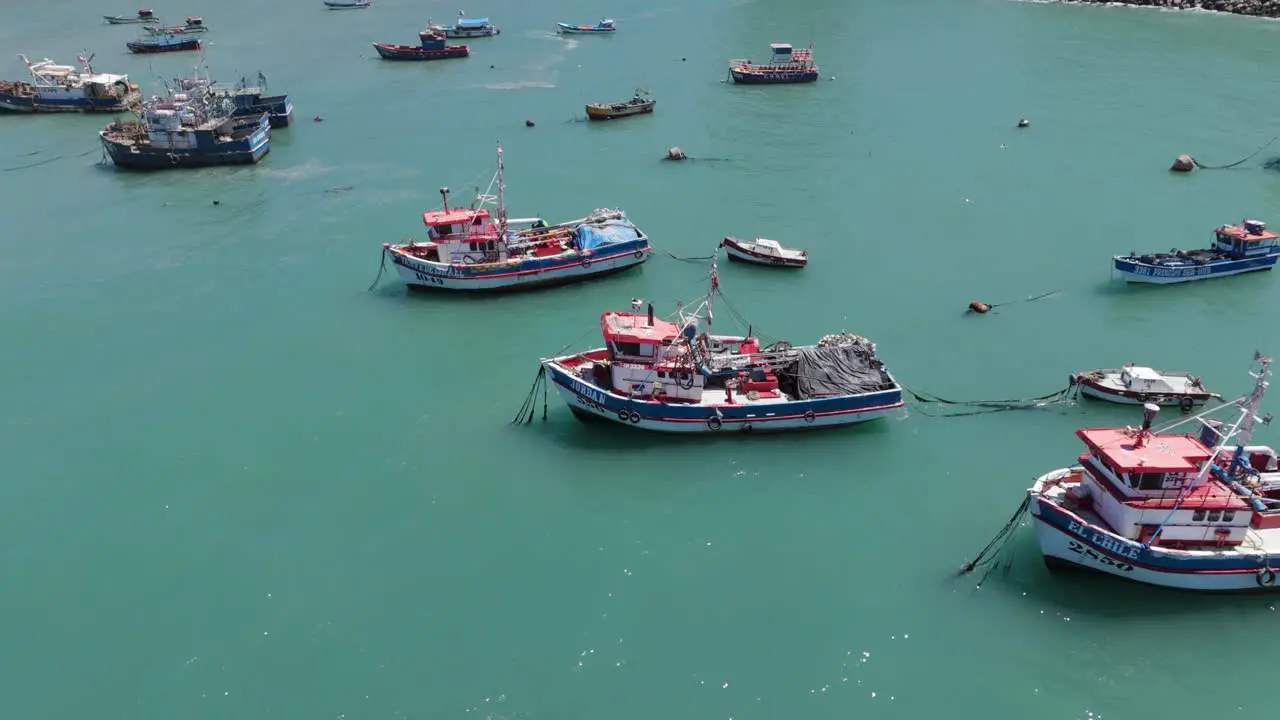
top-left (720, 236), bottom-right (807, 268)
top-left (323, 0), bottom-right (370, 8)
top-left (556, 19), bottom-right (615, 34)
top-left (1070, 364), bottom-right (1219, 411)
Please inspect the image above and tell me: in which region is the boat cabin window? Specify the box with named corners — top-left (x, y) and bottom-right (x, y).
top-left (1130, 471), bottom-right (1178, 491)
top-left (1208, 510), bottom-right (1222, 522)
top-left (1223, 511), bottom-right (1236, 522)
top-left (613, 341), bottom-right (641, 356)
top-left (1193, 510), bottom-right (1206, 522)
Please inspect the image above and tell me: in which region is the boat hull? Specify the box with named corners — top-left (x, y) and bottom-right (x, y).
top-left (147, 25), bottom-right (208, 34)
top-left (234, 100), bottom-right (293, 128)
top-left (324, 1), bottom-right (370, 7)
top-left (544, 358), bottom-right (902, 434)
top-left (387, 242), bottom-right (650, 291)
top-left (1075, 380), bottom-right (1212, 407)
top-left (0, 92), bottom-right (140, 113)
top-left (721, 238), bottom-right (806, 267)
top-left (441, 26), bottom-right (499, 38)
top-left (127, 38), bottom-right (201, 53)
top-left (99, 123), bottom-right (270, 170)
top-left (373, 43), bottom-right (468, 60)
top-left (585, 102), bottom-right (654, 120)
top-left (729, 69), bottom-right (819, 84)
top-left (1029, 485), bottom-right (1280, 592)
top-left (105, 16), bottom-right (159, 23)
top-left (1112, 253), bottom-right (1280, 284)
top-left (556, 24), bottom-right (615, 34)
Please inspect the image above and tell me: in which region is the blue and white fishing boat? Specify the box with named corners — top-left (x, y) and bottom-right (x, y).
top-left (127, 30), bottom-right (201, 53)
top-left (381, 142), bottom-right (650, 292)
top-left (1113, 219), bottom-right (1280, 284)
top-left (1024, 352), bottom-right (1280, 592)
top-left (99, 86), bottom-right (270, 169)
top-left (0, 54), bottom-right (140, 113)
top-left (556, 18), bottom-right (615, 34)
top-left (176, 66), bottom-right (293, 128)
top-left (429, 13), bottom-right (499, 38)
top-left (538, 258), bottom-right (904, 434)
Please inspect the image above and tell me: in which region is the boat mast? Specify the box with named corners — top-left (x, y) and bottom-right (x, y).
top-left (705, 255), bottom-right (718, 330)
top-left (1233, 352), bottom-right (1273, 450)
top-left (495, 141), bottom-right (508, 240)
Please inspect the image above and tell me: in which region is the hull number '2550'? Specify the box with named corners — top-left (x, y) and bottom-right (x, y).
top-left (1067, 540), bottom-right (1134, 572)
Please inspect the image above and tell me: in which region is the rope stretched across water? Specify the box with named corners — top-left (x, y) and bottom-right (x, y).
top-left (957, 495), bottom-right (1031, 587)
top-left (905, 383), bottom-right (1078, 417)
top-left (1192, 135), bottom-right (1278, 170)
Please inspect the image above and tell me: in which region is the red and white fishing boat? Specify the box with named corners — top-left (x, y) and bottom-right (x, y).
top-left (1020, 353), bottom-right (1280, 592)
top-left (720, 237), bottom-right (807, 268)
top-left (1070, 364), bottom-right (1220, 412)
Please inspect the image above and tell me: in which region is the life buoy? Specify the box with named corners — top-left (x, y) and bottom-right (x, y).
top-left (628, 411), bottom-right (641, 424)
top-left (741, 422), bottom-right (753, 433)
top-left (1136, 393), bottom-right (1149, 403)
top-left (803, 410), bottom-right (816, 424)
top-left (707, 415), bottom-right (723, 431)
top-left (581, 256), bottom-right (592, 267)
top-left (633, 249), bottom-right (644, 259)
top-left (746, 390), bottom-right (760, 401)
top-left (1180, 396), bottom-right (1194, 412)
top-left (1257, 567), bottom-right (1276, 588)
top-left (617, 409), bottom-right (630, 422)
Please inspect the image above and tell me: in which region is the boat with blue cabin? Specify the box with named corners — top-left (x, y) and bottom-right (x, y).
top-left (0, 55), bottom-right (140, 113)
top-left (127, 31), bottom-right (201, 53)
top-left (381, 143), bottom-right (651, 292)
top-left (540, 259), bottom-right (903, 434)
top-left (99, 87), bottom-right (270, 170)
top-left (374, 30), bottom-right (469, 61)
top-left (429, 14), bottom-right (499, 38)
top-left (556, 19), bottom-right (615, 34)
top-left (176, 66), bottom-right (293, 129)
top-left (728, 43), bottom-right (820, 84)
top-left (1113, 219), bottom-right (1280, 284)
top-left (104, 8), bottom-right (158, 23)
top-left (1025, 352), bottom-right (1280, 592)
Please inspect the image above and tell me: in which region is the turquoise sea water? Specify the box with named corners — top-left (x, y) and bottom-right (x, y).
top-left (4, 1), bottom-right (1280, 718)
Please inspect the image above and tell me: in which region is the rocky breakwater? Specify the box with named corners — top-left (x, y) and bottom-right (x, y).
top-left (1069, 0), bottom-right (1280, 18)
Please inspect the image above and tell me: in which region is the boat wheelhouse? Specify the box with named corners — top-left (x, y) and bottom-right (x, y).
top-left (728, 43), bottom-right (819, 84)
top-left (539, 258), bottom-right (903, 434)
top-left (1028, 353), bottom-right (1280, 591)
top-left (381, 143), bottom-right (650, 292)
top-left (1113, 219), bottom-right (1280, 284)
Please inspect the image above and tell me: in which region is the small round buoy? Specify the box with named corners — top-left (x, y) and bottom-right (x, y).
top-left (1170, 153), bottom-right (1195, 172)
top-left (681, 57), bottom-right (686, 62)
top-left (968, 301), bottom-right (991, 314)
top-left (665, 146), bottom-right (686, 161)
top-left (525, 118), bottom-right (535, 127)
top-left (1017, 118), bottom-right (1029, 128)
top-left (489, 64), bottom-right (495, 69)
top-left (313, 115), bottom-right (324, 122)
top-left (212, 200), bottom-right (220, 206)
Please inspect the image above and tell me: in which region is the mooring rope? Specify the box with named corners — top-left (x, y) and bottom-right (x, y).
top-left (989, 289), bottom-right (1060, 308)
top-left (1192, 135), bottom-right (1278, 170)
top-left (2, 148), bottom-right (98, 172)
top-left (512, 365), bottom-right (549, 424)
top-left (904, 383), bottom-right (1077, 417)
top-left (366, 247), bottom-right (388, 291)
top-left (957, 495), bottom-right (1031, 586)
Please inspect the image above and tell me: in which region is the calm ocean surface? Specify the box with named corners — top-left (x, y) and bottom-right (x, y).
top-left (3, 0), bottom-right (1280, 718)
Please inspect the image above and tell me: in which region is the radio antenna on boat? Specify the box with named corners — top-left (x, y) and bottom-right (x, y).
top-left (495, 141), bottom-right (507, 239)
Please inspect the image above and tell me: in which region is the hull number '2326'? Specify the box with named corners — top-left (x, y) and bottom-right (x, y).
top-left (1067, 540), bottom-right (1134, 572)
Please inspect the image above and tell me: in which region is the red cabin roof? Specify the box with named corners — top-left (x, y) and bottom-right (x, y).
top-left (1216, 224), bottom-right (1279, 242)
top-left (600, 312), bottom-right (681, 345)
top-left (423, 207), bottom-right (490, 228)
top-left (1077, 428), bottom-right (1213, 473)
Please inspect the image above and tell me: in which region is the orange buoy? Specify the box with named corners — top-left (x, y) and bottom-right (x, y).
top-left (968, 301), bottom-right (991, 314)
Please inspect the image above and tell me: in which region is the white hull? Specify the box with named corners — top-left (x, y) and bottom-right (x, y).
top-left (1077, 384), bottom-right (1205, 406)
top-left (388, 247), bottom-right (647, 291)
top-left (1030, 510), bottom-right (1273, 592)
top-left (722, 243), bottom-right (804, 267)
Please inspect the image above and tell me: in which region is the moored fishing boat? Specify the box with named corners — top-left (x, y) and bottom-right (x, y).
top-left (104, 8), bottom-right (158, 23)
top-left (556, 18), bottom-right (615, 34)
top-left (0, 54), bottom-right (140, 113)
top-left (323, 0), bottom-right (370, 7)
top-left (728, 43), bottom-right (819, 84)
top-left (146, 17), bottom-right (208, 34)
top-left (1022, 353), bottom-right (1280, 592)
top-left (381, 143), bottom-right (651, 292)
top-left (585, 88), bottom-right (654, 120)
top-left (373, 30), bottom-right (468, 61)
top-left (127, 31), bottom-right (200, 53)
top-left (1113, 219), bottom-right (1280, 284)
top-left (720, 236), bottom-right (807, 268)
top-left (429, 13), bottom-right (499, 38)
top-left (1070, 364), bottom-right (1219, 411)
top-left (176, 66), bottom-right (293, 128)
top-left (537, 260), bottom-right (903, 434)
top-left (99, 86), bottom-right (270, 169)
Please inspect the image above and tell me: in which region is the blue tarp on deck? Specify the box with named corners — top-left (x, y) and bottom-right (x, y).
top-left (458, 17), bottom-right (489, 26)
top-left (574, 219), bottom-right (640, 251)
